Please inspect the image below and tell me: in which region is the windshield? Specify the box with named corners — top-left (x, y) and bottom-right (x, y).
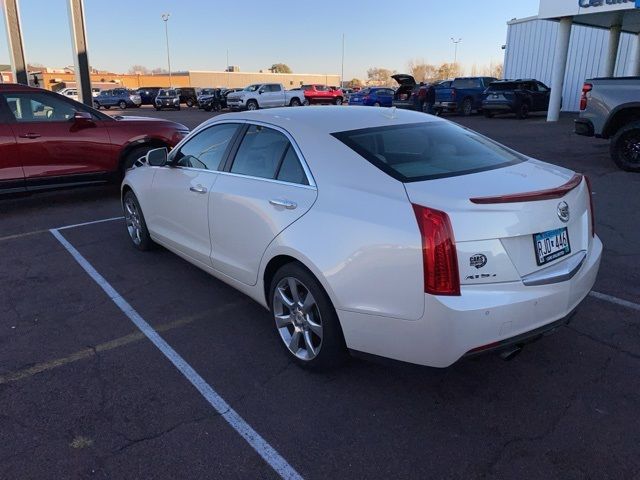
top-left (200, 89), bottom-right (215, 95)
top-left (243, 84), bottom-right (261, 92)
top-left (332, 122), bottom-right (523, 182)
top-left (158, 89), bottom-right (177, 96)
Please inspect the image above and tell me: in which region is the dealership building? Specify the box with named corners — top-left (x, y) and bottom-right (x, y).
top-left (503, 0), bottom-right (640, 118)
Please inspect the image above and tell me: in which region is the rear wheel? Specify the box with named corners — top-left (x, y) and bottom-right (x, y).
top-left (119, 100), bottom-right (127, 110)
top-left (123, 191), bottom-right (154, 251)
top-left (610, 120), bottom-right (640, 172)
top-left (104, 105), bottom-right (111, 110)
top-left (186, 98), bottom-right (194, 108)
top-left (269, 263), bottom-right (348, 370)
top-left (290, 97), bottom-right (301, 107)
top-left (374, 102), bottom-right (381, 107)
top-left (334, 97), bottom-right (343, 105)
top-left (517, 103), bottom-right (530, 119)
top-left (484, 110), bottom-right (494, 118)
top-left (461, 98), bottom-right (473, 116)
top-left (94, 102), bottom-right (101, 110)
top-left (121, 145), bottom-right (155, 175)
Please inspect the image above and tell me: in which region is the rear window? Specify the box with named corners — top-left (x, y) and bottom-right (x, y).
top-left (331, 122), bottom-right (524, 182)
top-left (452, 78), bottom-right (482, 89)
top-left (486, 82), bottom-right (518, 91)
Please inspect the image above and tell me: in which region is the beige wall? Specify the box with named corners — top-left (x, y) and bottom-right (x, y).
top-left (37, 70), bottom-right (341, 91)
top-left (189, 71), bottom-right (341, 89)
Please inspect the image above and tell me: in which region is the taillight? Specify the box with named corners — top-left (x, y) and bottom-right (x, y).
top-left (451, 88), bottom-right (457, 101)
top-left (580, 83), bottom-right (592, 111)
top-left (412, 204), bottom-right (460, 296)
top-left (584, 175), bottom-right (595, 237)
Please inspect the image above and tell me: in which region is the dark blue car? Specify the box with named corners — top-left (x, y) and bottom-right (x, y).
top-left (348, 87), bottom-right (394, 107)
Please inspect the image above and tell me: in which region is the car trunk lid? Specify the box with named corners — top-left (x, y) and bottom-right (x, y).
top-left (404, 161), bottom-right (592, 283)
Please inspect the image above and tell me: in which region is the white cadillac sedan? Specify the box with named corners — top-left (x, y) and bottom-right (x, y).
top-left (121, 107), bottom-right (602, 369)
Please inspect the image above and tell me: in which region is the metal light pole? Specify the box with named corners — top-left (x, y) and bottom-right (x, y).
top-left (450, 37), bottom-right (462, 65)
top-left (161, 13), bottom-right (172, 86)
top-left (341, 33), bottom-right (345, 88)
top-left (226, 49), bottom-right (229, 87)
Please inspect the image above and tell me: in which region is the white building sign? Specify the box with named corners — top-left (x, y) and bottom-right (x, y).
top-left (539, 0), bottom-right (638, 18)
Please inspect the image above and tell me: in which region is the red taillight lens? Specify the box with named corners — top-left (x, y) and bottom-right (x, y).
top-left (584, 175), bottom-right (595, 237)
top-left (412, 204), bottom-right (460, 296)
top-left (580, 83), bottom-right (592, 111)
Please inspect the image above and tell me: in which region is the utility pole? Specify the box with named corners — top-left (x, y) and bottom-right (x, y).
top-left (341, 33), bottom-right (345, 88)
top-left (450, 37), bottom-right (462, 65)
top-left (161, 13), bottom-right (172, 86)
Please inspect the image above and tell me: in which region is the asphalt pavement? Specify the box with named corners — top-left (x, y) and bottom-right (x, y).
top-left (1, 105), bottom-right (638, 480)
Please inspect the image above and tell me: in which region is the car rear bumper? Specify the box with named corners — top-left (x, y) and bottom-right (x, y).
top-left (393, 100), bottom-right (420, 110)
top-left (338, 235), bottom-right (602, 368)
top-left (435, 101), bottom-right (457, 111)
top-left (482, 102), bottom-right (513, 112)
top-left (574, 118), bottom-right (595, 137)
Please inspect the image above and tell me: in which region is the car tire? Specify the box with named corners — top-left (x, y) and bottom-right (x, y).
top-left (175, 106), bottom-right (181, 111)
top-left (290, 97), bottom-right (301, 107)
top-left (123, 190), bottom-right (154, 251)
top-left (517, 103), bottom-right (530, 119)
top-left (374, 102), bottom-right (381, 107)
top-left (335, 97), bottom-right (343, 105)
top-left (484, 110), bottom-right (494, 118)
top-left (119, 101), bottom-right (127, 110)
top-left (610, 120), bottom-right (640, 172)
top-left (246, 100), bottom-right (258, 111)
top-left (461, 98), bottom-right (473, 116)
top-left (204, 105), bottom-right (212, 112)
top-left (104, 105), bottom-right (111, 110)
top-left (186, 99), bottom-right (194, 108)
top-left (269, 263), bottom-right (348, 370)
top-left (155, 107), bottom-right (161, 111)
top-left (94, 102), bottom-right (101, 110)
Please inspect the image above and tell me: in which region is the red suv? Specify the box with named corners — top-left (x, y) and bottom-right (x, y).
top-left (0, 84), bottom-right (189, 194)
top-left (301, 84), bottom-right (344, 105)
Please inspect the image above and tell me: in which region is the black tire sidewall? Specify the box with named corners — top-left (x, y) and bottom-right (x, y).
top-left (269, 263), bottom-right (348, 370)
top-left (119, 101), bottom-right (127, 109)
top-left (611, 121), bottom-right (640, 172)
top-left (462, 99), bottom-right (472, 116)
top-left (123, 191), bottom-right (154, 251)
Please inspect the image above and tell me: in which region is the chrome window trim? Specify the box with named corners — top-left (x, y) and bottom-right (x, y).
top-left (172, 119), bottom-right (317, 188)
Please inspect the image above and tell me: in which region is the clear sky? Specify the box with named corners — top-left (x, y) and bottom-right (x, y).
top-left (1, 0), bottom-right (539, 80)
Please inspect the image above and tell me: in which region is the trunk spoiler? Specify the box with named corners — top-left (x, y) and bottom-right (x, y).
top-left (469, 173), bottom-right (583, 204)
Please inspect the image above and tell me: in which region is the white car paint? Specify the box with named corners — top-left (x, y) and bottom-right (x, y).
top-left (122, 106), bottom-right (602, 367)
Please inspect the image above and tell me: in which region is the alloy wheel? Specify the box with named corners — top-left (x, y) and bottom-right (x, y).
top-left (273, 277), bottom-right (323, 361)
top-left (124, 197), bottom-right (143, 245)
top-left (622, 133), bottom-right (640, 165)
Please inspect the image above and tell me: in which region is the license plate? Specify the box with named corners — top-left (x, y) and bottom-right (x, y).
top-left (533, 227), bottom-right (571, 266)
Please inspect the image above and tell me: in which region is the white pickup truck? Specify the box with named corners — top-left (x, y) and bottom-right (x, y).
top-left (226, 83), bottom-right (305, 110)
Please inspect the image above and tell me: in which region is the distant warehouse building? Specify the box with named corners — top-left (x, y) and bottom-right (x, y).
top-left (503, 0), bottom-right (640, 116)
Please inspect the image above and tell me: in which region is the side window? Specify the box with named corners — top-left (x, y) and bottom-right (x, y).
top-left (230, 125), bottom-right (290, 179)
top-left (277, 146), bottom-right (308, 185)
top-left (269, 84), bottom-right (281, 92)
top-left (2, 93), bottom-right (76, 122)
top-left (174, 123), bottom-right (239, 170)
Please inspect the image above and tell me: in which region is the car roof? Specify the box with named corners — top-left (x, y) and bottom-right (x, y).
top-left (203, 105), bottom-right (441, 135)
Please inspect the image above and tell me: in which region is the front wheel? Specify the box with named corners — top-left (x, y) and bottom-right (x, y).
top-left (119, 100), bottom-right (127, 109)
top-left (517, 103), bottom-right (530, 119)
top-left (373, 102), bottom-right (381, 107)
top-left (104, 105), bottom-right (111, 110)
top-left (269, 263), bottom-right (348, 370)
top-left (610, 120), bottom-right (640, 172)
top-left (246, 100), bottom-right (258, 111)
top-left (123, 191), bottom-right (154, 251)
top-left (186, 99), bottom-right (194, 108)
top-left (484, 110), bottom-right (494, 118)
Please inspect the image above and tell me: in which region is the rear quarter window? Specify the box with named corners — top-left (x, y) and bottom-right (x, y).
top-left (331, 122), bottom-right (524, 182)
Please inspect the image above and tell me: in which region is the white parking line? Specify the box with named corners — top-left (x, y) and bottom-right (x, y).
top-left (55, 216), bottom-right (124, 231)
top-left (589, 291), bottom-right (640, 313)
top-left (50, 228), bottom-right (303, 480)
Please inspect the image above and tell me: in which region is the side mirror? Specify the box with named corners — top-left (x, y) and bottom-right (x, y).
top-left (258, 89), bottom-right (264, 94)
top-left (73, 111), bottom-right (93, 122)
top-left (146, 147), bottom-right (168, 167)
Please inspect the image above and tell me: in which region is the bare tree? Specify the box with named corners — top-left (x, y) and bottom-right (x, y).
top-left (435, 63), bottom-right (462, 81)
top-left (482, 61), bottom-right (503, 79)
top-left (151, 67), bottom-right (169, 74)
top-left (366, 67), bottom-right (397, 87)
top-left (407, 59), bottom-right (438, 83)
top-left (128, 65), bottom-right (150, 74)
top-left (348, 78), bottom-right (363, 88)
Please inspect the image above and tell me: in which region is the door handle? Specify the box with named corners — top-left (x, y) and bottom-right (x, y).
top-left (19, 133), bottom-right (41, 139)
top-left (189, 185), bottom-right (208, 194)
top-left (269, 199), bottom-right (297, 210)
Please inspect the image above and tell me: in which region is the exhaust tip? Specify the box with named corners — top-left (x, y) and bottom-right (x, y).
top-left (499, 345), bottom-right (523, 361)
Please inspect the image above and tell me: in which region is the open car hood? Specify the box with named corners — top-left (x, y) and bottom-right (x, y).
top-left (391, 74), bottom-right (416, 86)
